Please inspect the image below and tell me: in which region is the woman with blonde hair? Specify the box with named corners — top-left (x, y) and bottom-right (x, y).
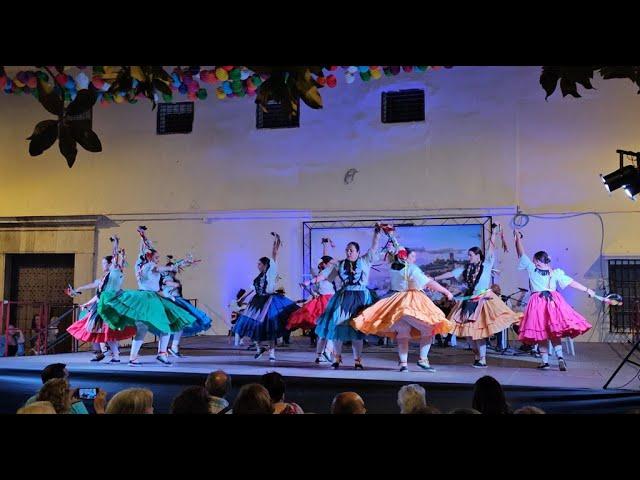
top-left (17, 401), bottom-right (57, 414)
top-left (36, 378), bottom-right (73, 414)
top-left (105, 388), bottom-right (154, 414)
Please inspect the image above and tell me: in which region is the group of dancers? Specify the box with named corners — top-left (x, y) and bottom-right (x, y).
top-left (66, 222), bottom-right (597, 372)
top-left (232, 223), bottom-right (595, 372)
top-left (66, 227), bottom-right (211, 366)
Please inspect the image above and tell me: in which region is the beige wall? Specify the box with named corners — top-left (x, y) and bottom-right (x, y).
top-left (1, 66), bottom-right (639, 341)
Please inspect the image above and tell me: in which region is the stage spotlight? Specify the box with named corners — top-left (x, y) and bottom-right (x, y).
top-left (600, 165), bottom-right (637, 193)
top-left (624, 178), bottom-right (640, 201)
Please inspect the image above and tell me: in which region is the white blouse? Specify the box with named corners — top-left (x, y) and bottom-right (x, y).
top-left (518, 254), bottom-right (573, 292)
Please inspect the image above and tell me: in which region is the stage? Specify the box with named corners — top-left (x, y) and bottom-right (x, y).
top-left (2, 336), bottom-right (640, 413)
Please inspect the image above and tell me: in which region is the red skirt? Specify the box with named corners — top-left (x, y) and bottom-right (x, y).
top-left (67, 315), bottom-right (136, 343)
top-left (286, 294), bottom-right (332, 331)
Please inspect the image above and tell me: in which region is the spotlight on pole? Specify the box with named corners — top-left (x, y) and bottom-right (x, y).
top-left (600, 150), bottom-right (640, 197)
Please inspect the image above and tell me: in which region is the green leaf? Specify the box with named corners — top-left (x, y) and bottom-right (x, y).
top-left (58, 124), bottom-right (78, 168)
top-left (37, 79), bottom-right (63, 116)
top-left (27, 119), bottom-right (58, 156)
top-left (66, 89), bottom-right (98, 116)
top-left (71, 124), bottom-right (102, 153)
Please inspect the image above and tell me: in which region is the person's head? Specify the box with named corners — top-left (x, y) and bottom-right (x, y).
top-left (170, 386), bottom-right (210, 414)
top-left (205, 370), bottom-right (231, 398)
top-left (36, 378), bottom-right (71, 414)
top-left (467, 246), bottom-right (484, 265)
top-left (490, 283), bottom-right (501, 296)
top-left (448, 407), bottom-right (481, 415)
top-left (260, 371), bottom-right (286, 403)
top-left (257, 256), bottom-right (271, 273)
top-left (405, 249), bottom-right (416, 265)
top-left (397, 384), bottom-right (427, 414)
top-left (533, 250), bottom-right (551, 270)
top-left (150, 250), bottom-right (160, 264)
top-left (233, 383), bottom-right (274, 414)
top-left (472, 375), bottom-right (510, 414)
top-left (102, 255), bottom-right (114, 272)
top-left (411, 405), bottom-right (441, 414)
top-left (345, 242), bottom-right (360, 262)
top-left (17, 401), bottom-right (57, 414)
top-left (318, 255), bottom-right (334, 272)
top-left (106, 388), bottom-right (154, 414)
top-left (41, 363), bottom-right (68, 384)
top-left (236, 289), bottom-right (246, 301)
top-left (514, 406), bottom-right (545, 415)
top-left (331, 392), bottom-right (366, 414)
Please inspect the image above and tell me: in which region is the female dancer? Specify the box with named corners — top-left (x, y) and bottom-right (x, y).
top-left (304, 225), bottom-right (381, 370)
top-left (434, 224), bottom-right (520, 368)
top-left (352, 244), bottom-right (455, 372)
top-left (287, 238), bottom-right (335, 363)
top-left (160, 255), bottom-right (212, 357)
top-left (66, 236), bottom-right (136, 363)
top-left (98, 227), bottom-right (197, 366)
top-left (232, 233), bottom-right (300, 361)
top-left (514, 230), bottom-right (592, 371)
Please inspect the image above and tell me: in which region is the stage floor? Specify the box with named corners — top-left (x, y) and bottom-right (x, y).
top-left (2, 335), bottom-right (640, 391)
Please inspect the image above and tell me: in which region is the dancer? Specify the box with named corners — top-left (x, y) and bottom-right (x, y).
top-left (161, 255), bottom-right (212, 358)
top-left (434, 224), bottom-right (520, 368)
top-left (305, 225), bottom-right (381, 370)
top-left (514, 229), bottom-right (593, 371)
top-left (232, 233), bottom-right (300, 361)
top-left (98, 227), bottom-right (197, 367)
top-left (66, 236), bottom-right (136, 363)
top-left (288, 238), bottom-right (336, 363)
top-left (352, 243), bottom-right (455, 372)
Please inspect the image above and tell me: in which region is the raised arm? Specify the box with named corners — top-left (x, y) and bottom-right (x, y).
top-left (321, 237), bottom-right (333, 257)
top-left (425, 279), bottom-right (454, 300)
top-left (487, 224), bottom-right (501, 260)
top-left (514, 229), bottom-right (525, 258)
top-left (367, 225), bottom-right (382, 257)
top-left (568, 280), bottom-right (595, 298)
top-left (433, 271), bottom-right (456, 282)
top-left (271, 232), bottom-right (281, 261)
top-left (73, 279), bottom-right (101, 293)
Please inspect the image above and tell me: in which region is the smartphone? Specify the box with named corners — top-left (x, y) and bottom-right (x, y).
top-left (78, 388), bottom-right (98, 400)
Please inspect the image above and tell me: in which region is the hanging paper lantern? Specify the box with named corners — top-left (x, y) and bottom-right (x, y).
top-left (55, 74), bottom-right (68, 87)
top-left (4, 79), bottom-right (13, 93)
top-left (16, 71), bottom-right (27, 84)
top-left (345, 72), bottom-right (355, 84)
top-left (132, 79), bottom-right (139, 89)
top-left (114, 94), bottom-right (125, 104)
top-left (187, 81), bottom-right (199, 93)
top-left (200, 70), bottom-right (210, 83)
top-left (247, 88), bottom-right (256, 97)
top-left (222, 81), bottom-right (232, 94)
top-left (69, 90), bottom-right (78, 101)
top-left (371, 69), bottom-right (382, 80)
top-left (36, 71), bottom-right (48, 81)
top-left (240, 68), bottom-right (250, 80)
top-left (13, 77), bottom-right (25, 88)
top-left (0, 76), bottom-right (6, 89)
top-left (369, 66), bottom-right (379, 71)
top-left (100, 98), bottom-right (109, 107)
top-left (188, 66), bottom-right (201, 76)
top-left (196, 88), bottom-right (207, 100)
top-left (316, 76), bottom-right (326, 86)
top-left (329, 66), bottom-right (338, 71)
top-left (246, 78), bottom-right (255, 90)
top-left (75, 72), bottom-right (90, 89)
top-left (347, 66), bottom-right (358, 74)
top-left (216, 87), bottom-right (226, 100)
top-left (236, 89), bottom-right (246, 98)
top-left (251, 74), bottom-right (262, 87)
top-left (231, 80), bottom-right (242, 93)
top-left (187, 91), bottom-right (196, 101)
top-left (359, 70), bottom-right (371, 81)
top-left (65, 77), bottom-right (76, 90)
top-left (417, 65), bottom-right (427, 71)
top-left (383, 67), bottom-right (392, 77)
top-left (222, 66), bottom-right (234, 71)
top-left (358, 66), bottom-right (369, 73)
top-left (431, 66), bottom-right (441, 70)
top-left (162, 92), bottom-right (173, 102)
top-left (326, 74), bottom-right (337, 88)
top-left (390, 66), bottom-right (401, 75)
top-left (183, 74), bottom-right (194, 86)
top-left (91, 76), bottom-right (105, 89)
top-left (215, 67), bottom-right (229, 81)
top-left (64, 90), bottom-right (71, 102)
top-left (402, 66), bottom-right (413, 73)
top-left (229, 68), bottom-right (241, 81)
top-left (178, 83), bottom-right (188, 94)
top-left (171, 72), bottom-right (181, 87)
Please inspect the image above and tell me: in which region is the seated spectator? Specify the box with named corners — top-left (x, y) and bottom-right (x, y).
top-left (397, 384), bottom-right (427, 414)
top-left (411, 405), bottom-right (441, 414)
top-left (23, 363), bottom-right (92, 414)
top-left (205, 370), bottom-right (232, 414)
top-left (106, 388), bottom-right (154, 414)
top-left (36, 379), bottom-right (74, 414)
top-left (232, 384), bottom-right (273, 414)
top-left (514, 406), bottom-right (545, 414)
top-left (17, 401), bottom-right (57, 414)
top-left (448, 407), bottom-right (481, 414)
top-left (5, 324), bottom-right (24, 357)
top-left (472, 375), bottom-right (511, 414)
top-left (331, 392), bottom-right (366, 414)
top-left (171, 386), bottom-right (211, 414)
top-left (260, 372), bottom-right (304, 414)
top-left (626, 408), bottom-right (640, 414)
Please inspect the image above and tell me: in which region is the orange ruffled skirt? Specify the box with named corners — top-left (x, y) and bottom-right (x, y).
top-left (448, 290), bottom-right (522, 340)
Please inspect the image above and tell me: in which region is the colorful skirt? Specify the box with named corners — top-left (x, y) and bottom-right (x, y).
top-left (315, 289), bottom-right (374, 341)
top-left (98, 290), bottom-right (197, 336)
top-left (352, 290), bottom-right (454, 339)
top-left (233, 293), bottom-right (300, 342)
top-left (448, 290), bottom-right (522, 340)
top-left (518, 290), bottom-right (591, 344)
top-left (287, 294), bottom-right (333, 331)
top-left (171, 297), bottom-right (212, 337)
top-left (67, 301), bottom-right (137, 343)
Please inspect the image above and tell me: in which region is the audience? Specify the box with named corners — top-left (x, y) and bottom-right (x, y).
top-left (331, 392), bottom-right (366, 414)
top-left (171, 386), bottom-right (211, 414)
top-left (411, 405), bottom-right (441, 414)
top-left (106, 388), bottom-right (154, 414)
top-left (24, 363), bottom-right (92, 414)
top-left (36, 379), bottom-right (75, 414)
top-left (448, 407), bottom-right (481, 414)
top-left (397, 384), bottom-right (428, 414)
top-left (17, 401), bottom-right (56, 414)
top-left (472, 375), bottom-right (511, 414)
top-left (233, 384), bottom-right (274, 414)
top-left (205, 370), bottom-right (232, 414)
top-left (514, 406), bottom-right (545, 414)
top-left (260, 372), bottom-right (304, 414)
